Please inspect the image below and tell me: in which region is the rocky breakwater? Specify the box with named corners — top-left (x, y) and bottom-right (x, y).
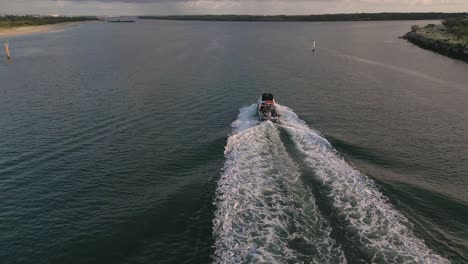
top-left (401, 31), bottom-right (468, 63)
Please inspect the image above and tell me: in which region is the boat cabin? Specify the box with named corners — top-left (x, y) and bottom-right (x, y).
top-left (258, 93), bottom-right (279, 122)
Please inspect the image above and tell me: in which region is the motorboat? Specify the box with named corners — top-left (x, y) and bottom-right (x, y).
top-left (257, 93), bottom-right (279, 123)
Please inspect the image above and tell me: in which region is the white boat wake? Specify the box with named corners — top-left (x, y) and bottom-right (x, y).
top-left (213, 104), bottom-right (449, 264)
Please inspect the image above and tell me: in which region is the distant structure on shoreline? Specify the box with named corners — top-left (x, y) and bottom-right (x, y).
top-left (104, 16), bottom-right (137, 23)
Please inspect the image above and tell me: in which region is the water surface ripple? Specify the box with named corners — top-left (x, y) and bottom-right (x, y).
top-left (0, 20), bottom-right (467, 263)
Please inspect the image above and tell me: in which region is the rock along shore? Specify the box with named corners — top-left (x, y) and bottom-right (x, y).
top-left (401, 31), bottom-right (468, 63)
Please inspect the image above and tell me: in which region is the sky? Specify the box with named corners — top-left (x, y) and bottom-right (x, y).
top-left (1, 0), bottom-right (468, 16)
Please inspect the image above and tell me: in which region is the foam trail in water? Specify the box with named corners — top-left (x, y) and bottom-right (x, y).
top-left (213, 105), bottom-right (346, 264)
top-left (277, 104), bottom-right (450, 264)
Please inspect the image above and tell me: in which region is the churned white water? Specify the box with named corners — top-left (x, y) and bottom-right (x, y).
top-left (213, 104), bottom-right (449, 264)
top-left (277, 104), bottom-right (450, 264)
top-left (213, 105), bottom-right (345, 264)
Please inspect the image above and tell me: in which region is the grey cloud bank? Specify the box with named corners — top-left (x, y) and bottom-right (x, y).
top-left (1, 0), bottom-right (467, 16)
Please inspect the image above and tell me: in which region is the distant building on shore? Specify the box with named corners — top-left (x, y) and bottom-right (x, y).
top-left (105, 16), bottom-right (137, 23)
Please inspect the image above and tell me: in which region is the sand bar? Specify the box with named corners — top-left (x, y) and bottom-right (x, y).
top-left (0, 21), bottom-right (99, 38)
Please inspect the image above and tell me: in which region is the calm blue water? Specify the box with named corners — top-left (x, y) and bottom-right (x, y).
top-left (0, 20), bottom-right (467, 263)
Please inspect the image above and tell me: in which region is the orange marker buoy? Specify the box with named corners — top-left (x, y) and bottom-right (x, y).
top-left (4, 41), bottom-right (10, 60)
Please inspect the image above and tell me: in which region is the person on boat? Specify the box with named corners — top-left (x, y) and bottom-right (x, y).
top-left (271, 107), bottom-right (277, 117)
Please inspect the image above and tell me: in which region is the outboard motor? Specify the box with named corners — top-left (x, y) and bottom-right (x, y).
top-left (258, 92), bottom-right (279, 123)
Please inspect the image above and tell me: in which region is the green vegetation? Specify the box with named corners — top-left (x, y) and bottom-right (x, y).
top-left (403, 19), bottom-right (468, 63)
top-left (140, 13), bottom-right (468, 22)
top-left (0, 15), bottom-right (98, 29)
top-left (442, 18), bottom-right (468, 40)
top-left (411, 19), bottom-right (468, 45)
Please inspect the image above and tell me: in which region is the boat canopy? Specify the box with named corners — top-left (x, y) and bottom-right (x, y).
top-left (261, 93), bottom-right (274, 101)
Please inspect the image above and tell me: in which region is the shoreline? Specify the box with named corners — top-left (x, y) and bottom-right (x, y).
top-left (402, 31), bottom-right (468, 63)
top-left (139, 13), bottom-right (468, 22)
top-left (0, 21), bottom-right (99, 38)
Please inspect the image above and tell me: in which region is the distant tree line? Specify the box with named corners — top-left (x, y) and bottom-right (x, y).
top-left (139, 13), bottom-right (468, 22)
top-left (0, 15), bottom-right (98, 28)
top-left (442, 18), bottom-right (468, 40)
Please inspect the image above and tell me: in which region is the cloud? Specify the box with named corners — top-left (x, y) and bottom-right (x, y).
top-left (1, 0), bottom-right (467, 15)
top-left (53, 0), bottom-right (332, 2)
top-left (49, 0), bottom-right (461, 3)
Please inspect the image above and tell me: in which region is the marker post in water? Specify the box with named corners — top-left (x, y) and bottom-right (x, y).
top-left (312, 40), bottom-right (316, 53)
top-left (4, 40), bottom-right (10, 60)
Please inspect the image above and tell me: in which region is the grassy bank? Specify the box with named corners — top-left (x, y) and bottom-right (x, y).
top-left (403, 19), bottom-right (468, 62)
top-left (411, 19), bottom-right (468, 46)
top-left (0, 15), bottom-right (98, 29)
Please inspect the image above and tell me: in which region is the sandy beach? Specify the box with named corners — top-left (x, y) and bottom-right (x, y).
top-left (0, 21), bottom-right (99, 38)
